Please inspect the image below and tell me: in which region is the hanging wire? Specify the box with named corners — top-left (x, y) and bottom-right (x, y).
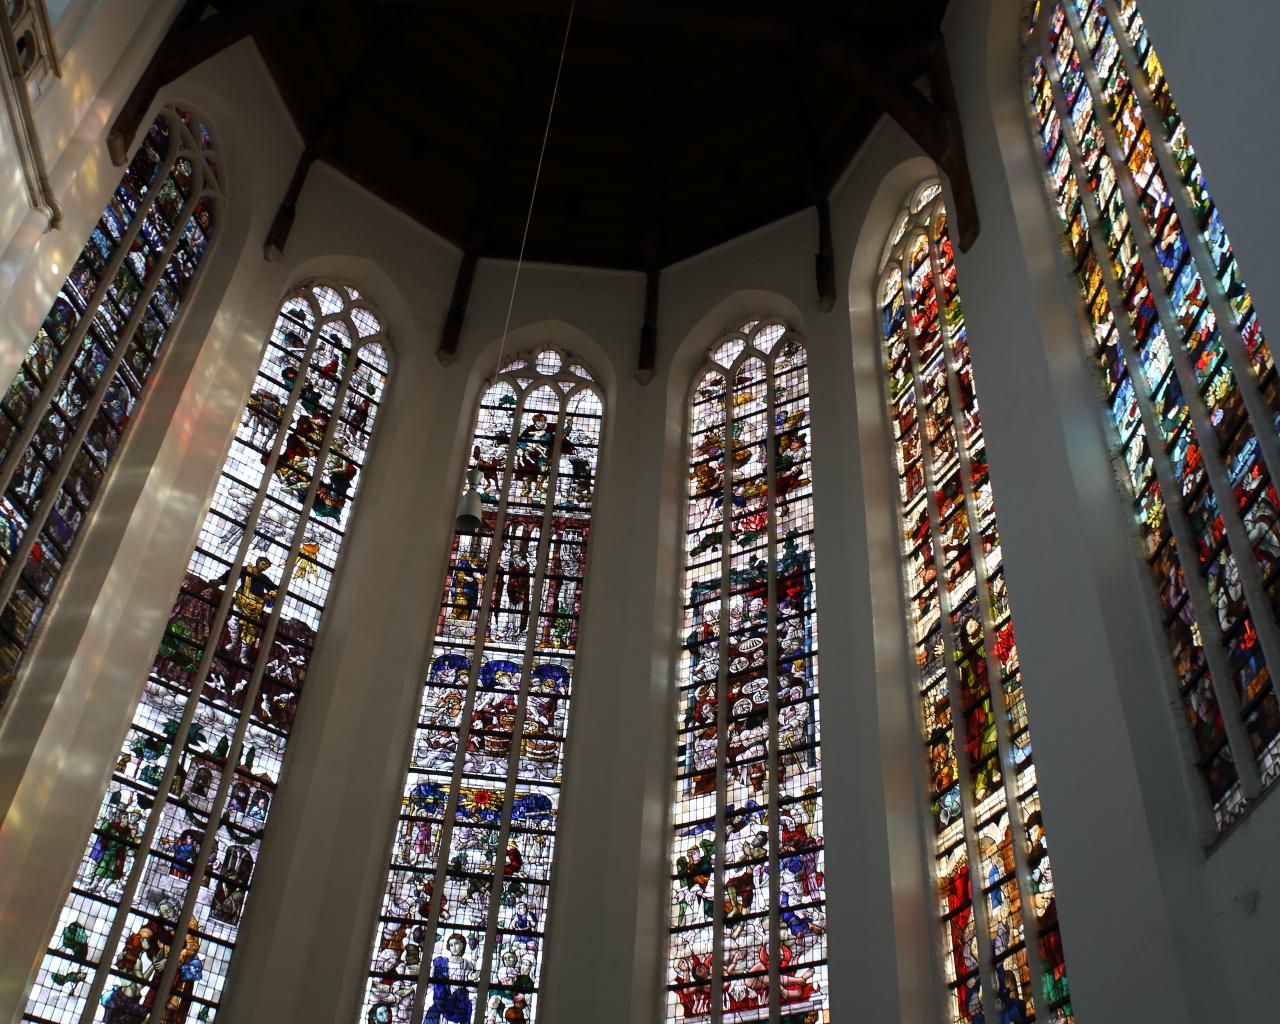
top-left (493, 0), bottom-right (577, 373)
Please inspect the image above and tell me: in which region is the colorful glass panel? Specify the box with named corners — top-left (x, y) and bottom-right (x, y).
top-left (879, 183), bottom-right (1074, 1024)
top-left (1026, 0), bottom-right (1280, 827)
top-left (360, 347), bottom-right (602, 1024)
top-left (0, 106), bottom-right (220, 714)
top-left (21, 282), bottom-right (391, 1023)
top-left (666, 322), bottom-right (828, 1024)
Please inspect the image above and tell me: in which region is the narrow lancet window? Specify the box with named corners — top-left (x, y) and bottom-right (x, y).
top-left (361, 347), bottom-right (603, 1024)
top-left (0, 105), bottom-right (220, 714)
top-left (1027, 0), bottom-right (1280, 827)
top-left (666, 322), bottom-right (828, 1024)
top-left (21, 281), bottom-right (391, 1023)
top-left (879, 183), bottom-right (1074, 1024)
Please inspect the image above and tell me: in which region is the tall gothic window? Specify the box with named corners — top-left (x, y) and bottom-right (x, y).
top-left (666, 322), bottom-right (828, 1024)
top-left (21, 281), bottom-right (391, 1024)
top-left (0, 105), bottom-right (220, 714)
top-left (879, 183), bottom-right (1073, 1024)
top-left (1027, 0), bottom-right (1280, 827)
top-left (361, 348), bottom-right (602, 1024)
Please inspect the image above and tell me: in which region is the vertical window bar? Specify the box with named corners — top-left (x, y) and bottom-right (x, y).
top-left (764, 349), bottom-right (782, 1023)
top-left (0, 108), bottom-right (220, 713)
top-left (880, 185), bottom-right (1077, 1022)
top-left (22, 284), bottom-right (392, 1024)
top-left (471, 388), bottom-right (567, 1017)
top-left (406, 383), bottom-right (527, 1024)
top-left (56, 305), bottom-right (323, 1024)
top-left (1102, 0), bottom-right (1280, 426)
top-left (0, 133), bottom-right (178, 500)
top-left (668, 325), bottom-right (828, 1024)
top-left (668, 367), bottom-right (726, 1024)
top-left (927, 211), bottom-right (1056, 1021)
top-left (364, 349), bottom-right (602, 1024)
top-left (710, 362), bottom-right (734, 1024)
top-left (899, 233), bottom-right (999, 1024)
top-left (767, 336), bottom-right (826, 1020)
top-left (1060, 0), bottom-right (1280, 709)
top-left (1033, 7), bottom-right (1259, 823)
top-left (1038, 16), bottom-right (1255, 805)
top-left (140, 313), bottom-right (366, 1021)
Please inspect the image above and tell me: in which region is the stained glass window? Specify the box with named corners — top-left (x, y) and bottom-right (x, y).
top-left (879, 182), bottom-right (1073, 1024)
top-left (1026, 0), bottom-right (1280, 827)
top-left (20, 281), bottom-right (391, 1024)
top-left (0, 105), bottom-right (220, 715)
top-left (360, 347), bottom-right (602, 1024)
top-left (666, 321), bottom-right (828, 1024)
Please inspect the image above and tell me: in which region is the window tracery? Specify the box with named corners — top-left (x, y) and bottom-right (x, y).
top-left (879, 183), bottom-right (1074, 1024)
top-left (21, 281), bottom-right (391, 1024)
top-left (1027, 0), bottom-right (1280, 827)
top-left (0, 104), bottom-right (220, 716)
top-left (666, 321), bottom-right (828, 1024)
top-left (361, 347), bottom-right (602, 1024)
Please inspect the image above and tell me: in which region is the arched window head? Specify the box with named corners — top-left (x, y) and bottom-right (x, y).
top-left (21, 281), bottom-right (391, 1024)
top-left (361, 346), bottom-right (603, 1024)
top-left (0, 104), bottom-right (221, 715)
top-left (666, 320), bottom-right (828, 1024)
top-left (1027, 0), bottom-right (1280, 828)
top-left (879, 183), bottom-right (1073, 1024)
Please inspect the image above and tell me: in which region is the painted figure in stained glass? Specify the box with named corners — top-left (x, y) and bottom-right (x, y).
top-left (667, 321), bottom-right (828, 1024)
top-left (1028, 0), bottom-right (1280, 826)
top-left (21, 283), bottom-right (391, 1023)
top-left (0, 107), bottom-right (220, 713)
top-left (878, 182), bottom-right (1072, 1022)
top-left (363, 347), bottom-right (601, 1024)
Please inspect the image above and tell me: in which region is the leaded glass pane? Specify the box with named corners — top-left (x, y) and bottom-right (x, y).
top-left (666, 322), bottom-right (829, 1024)
top-left (0, 105), bottom-right (220, 714)
top-left (361, 348), bottom-right (602, 1024)
top-left (20, 281), bottom-right (391, 1024)
top-left (880, 184), bottom-right (1075, 1024)
top-left (1026, 0), bottom-right (1280, 827)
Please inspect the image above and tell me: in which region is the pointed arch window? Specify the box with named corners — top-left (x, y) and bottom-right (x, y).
top-left (360, 347), bottom-right (603, 1024)
top-left (878, 183), bottom-right (1074, 1024)
top-left (1027, 0), bottom-right (1280, 827)
top-left (21, 281), bottom-right (391, 1024)
top-left (0, 104), bottom-right (220, 714)
top-left (665, 322), bottom-right (828, 1024)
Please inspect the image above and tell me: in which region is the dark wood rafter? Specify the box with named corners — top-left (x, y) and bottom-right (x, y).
top-left (434, 61), bottom-right (533, 364)
top-left (814, 198), bottom-right (836, 313)
top-left (439, 246), bottom-right (480, 366)
top-left (637, 266), bottom-right (660, 386)
top-left (634, 74), bottom-right (665, 384)
top-left (262, 54), bottom-right (370, 262)
top-left (263, 148), bottom-right (315, 261)
top-left (925, 40), bottom-right (980, 252)
top-left (823, 34), bottom-right (979, 250)
top-left (424, 0), bottom-right (941, 39)
top-left (107, 0), bottom-right (309, 166)
top-left (248, 1), bottom-right (960, 272)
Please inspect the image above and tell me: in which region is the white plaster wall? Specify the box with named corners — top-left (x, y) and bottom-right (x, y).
top-left (0, 0), bottom-right (177, 325)
top-left (936, 0), bottom-right (1277, 1020)
top-left (0, 1), bottom-right (1276, 1021)
top-left (0, 17), bottom-right (309, 1015)
top-left (1108, 0), bottom-right (1280, 1009)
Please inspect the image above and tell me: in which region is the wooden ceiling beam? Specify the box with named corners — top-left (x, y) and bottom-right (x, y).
top-left (263, 148), bottom-right (316, 261)
top-left (417, 0), bottom-right (938, 39)
top-left (824, 35), bottom-right (980, 250)
top-left (637, 267), bottom-right (660, 384)
top-left (107, 0), bottom-right (311, 165)
top-left (262, 51), bottom-right (371, 261)
top-left (438, 245), bottom-right (481, 365)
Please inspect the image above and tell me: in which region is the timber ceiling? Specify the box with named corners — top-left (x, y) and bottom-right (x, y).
top-left (248, 0), bottom-right (953, 271)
